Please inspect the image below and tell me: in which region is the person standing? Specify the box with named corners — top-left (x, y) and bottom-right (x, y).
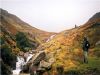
top-left (82, 37), bottom-right (90, 63)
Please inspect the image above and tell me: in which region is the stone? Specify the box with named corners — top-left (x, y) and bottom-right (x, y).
top-left (39, 60), bottom-right (51, 69)
top-left (22, 51), bottom-right (46, 72)
top-left (27, 51), bottom-right (46, 65)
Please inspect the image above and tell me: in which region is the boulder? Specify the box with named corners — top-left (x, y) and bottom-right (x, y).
top-left (38, 57), bottom-right (55, 71)
top-left (32, 51), bottom-right (46, 65)
top-left (39, 60), bottom-right (51, 69)
top-left (22, 51), bottom-right (45, 72)
top-left (27, 51), bottom-right (46, 65)
top-left (23, 51), bottom-right (55, 74)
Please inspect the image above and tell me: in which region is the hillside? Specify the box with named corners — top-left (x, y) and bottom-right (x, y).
top-left (0, 9), bottom-right (55, 52)
top-left (89, 12), bottom-right (100, 21)
top-left (36, 12), bottom-right (100, 75)
top-left (0, 9), bottom-right (55, 75)
top-left (1, 9), bottom-right (100, 75)
top-left (1, 9), bottom-right (55, 40)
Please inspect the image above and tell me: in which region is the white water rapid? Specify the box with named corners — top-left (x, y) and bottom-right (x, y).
top-left (12, 53), bottom-right (33, 75)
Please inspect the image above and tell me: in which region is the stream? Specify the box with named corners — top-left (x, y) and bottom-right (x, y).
top-left (12, 34), bottom-right (55, 75)
top-left (12, 53), bottom-right (33, 75)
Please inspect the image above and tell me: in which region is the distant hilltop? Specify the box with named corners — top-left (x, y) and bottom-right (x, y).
top-left (89, 12), bottom-right (100, 21)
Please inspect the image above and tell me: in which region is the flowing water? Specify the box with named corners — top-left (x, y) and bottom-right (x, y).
top-left (12, 54), bottom-right (33, 75)
top-left (46, 34), bottom-right (56, 42)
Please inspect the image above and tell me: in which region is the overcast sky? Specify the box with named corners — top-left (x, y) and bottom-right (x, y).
top-left (1, 0), bottom-right (100, 32)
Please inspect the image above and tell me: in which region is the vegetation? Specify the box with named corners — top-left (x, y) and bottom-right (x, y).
top-left (40, 21), bottom-right (100, 75)
top-left (0, 9), bottom-right (53, 75)
top-left (1, 38), bottom-right (17, 75)
top-left (15, 32), bottom-right (33, 52)
top-left (1, 44), bottom-right (17, 69)
top-left (1, 9), bottom-right (100, 75)
top-left (92, 45), bottom-right (100, 57)
top-left (1, 61), bottom-right (12, 75)
top-left (0, 36), bottom-right (5, 45)
top-left (63, 57), bottom-right (100, 75)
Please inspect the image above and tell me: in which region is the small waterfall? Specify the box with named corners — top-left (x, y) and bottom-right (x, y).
top-left (46, 34), bottom-right (56, 42)
top-left (12, 56), bottom-right (25, 75)
top-left (26, 54), bottom-right (33, 63)
top-left (12, 53), bottom-right (33, 75)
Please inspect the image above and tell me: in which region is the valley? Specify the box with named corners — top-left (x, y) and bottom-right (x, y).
top-left (0, 9), bottom-right (100, 75)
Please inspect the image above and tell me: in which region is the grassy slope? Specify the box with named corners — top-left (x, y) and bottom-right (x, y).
top-left (38, 17), bottom-right (100, 74)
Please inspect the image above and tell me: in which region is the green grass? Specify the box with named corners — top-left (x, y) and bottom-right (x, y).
top-left (79, 57), bottom-right (100, 74)
top-left (87, 57), bottom-right (100, 70)
top-left (64, 57), bottom-right (100, 75)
